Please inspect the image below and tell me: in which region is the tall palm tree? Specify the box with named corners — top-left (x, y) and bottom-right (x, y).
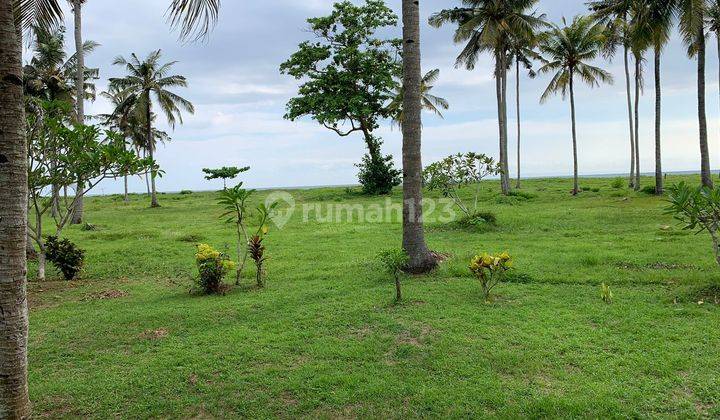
top-left (707, 1), bottom-right (720, 177)
top-left (588, 0), bottom-right (637, 188)
top-left (538, 16), bottom-right (613, 195)
top-left (627, 1), bottom-right (649, 191)
top-left (388, 68), bottom-right (450, 127)
top-left (110, 50), bottom-right (194, 208)
top-left (1, 1), bottom-right (219, 415)
top-left (69, 0), bottom-right (87, 224)
top-left (678, 0), bottom-right (714, 188)
top-left (429, 0), bottom-right (547, 195)
top-left (634, 0), bottom-right (675, 194)
top-left (508, 31), bottom-right (542, 189)
top-left (401, 0), bottom-right (436, 273)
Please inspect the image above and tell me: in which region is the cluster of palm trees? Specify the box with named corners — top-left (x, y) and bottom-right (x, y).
top-left (431, 0), bottom-right (717, 196)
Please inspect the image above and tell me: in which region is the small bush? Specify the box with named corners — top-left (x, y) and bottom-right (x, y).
top-left (194, 243), bottom-right (235, 294)
top-left (356, 152), bottom-right (402, 195)
top-left (180, 190), bottom-right (193, 195)
top-left (611, 177), bottom-right (624, 189)
top-left (378, 249), bottom-right (409, 302)
top-left (45, 236), bottom-right (85, 281)
top-left (80, 222), bottom-right (98, 231)
top-left (248, 235), bottom-right (267, 288)
top-left (601, 283), bottom-right (613, 304)
top-left (639, 185), bottom-right (656, 195)
top-left (591, 187), bottom-right (600, 192)
top-left (507, 190), bottom-right (536, 200)
top-left (469, 252), bottom-right (512, 301)
top-left (453, 212), bottom-right (497, 231)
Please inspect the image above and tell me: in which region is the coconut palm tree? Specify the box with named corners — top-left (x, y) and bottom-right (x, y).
top-left (401, 0), bottom-right (436, 273)
top-left (110, 50), bottom-right (194, 208)
top-left (69, 0), bottom-right (87, 224)
top-left (633, 0), bottom-right (675, 194)
top-left (429, 0), bottom-right (547, 195)
top-left (627, 1), bottom-right (649, 191)
top-left (538, 16), bottom-right (614, 195)
top-left (1, 1), bottom-right (219, 415)
top-left (707, 1), bottom-right (720, 153)
top-left (587, 0), bottom-right (637, 188)
top-left (678, 0), bottom-right (714, 188)
top-left (387, 68), bottom-right (449, 127)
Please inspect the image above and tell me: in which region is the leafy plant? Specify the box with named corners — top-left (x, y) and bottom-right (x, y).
top-left (356, 150), bottom-right (401, 195)
top-left (247, 204), bottom-right (276, 288)
top-left (180, 190), bottom-right (193, 195)
top-left (469, 252), bottom-right (513, 301)
top-left (640, 185), bottom-right (657, 195)
top-left (424, 153), bottom-right (501, 219)
top-left (611, 177), bottom-right (624, 189)
top-left (666, 182), bottom-right (720, 266)
top-left (202, 166), bottom-right (250, 189)
top-left (194, 243), bottom-right (235, 295)
top-left (45, 236), bottom-right (85, 281)
top-left (601, 283), bottom-right (613, 304)
top-left (218, 183), bottom-right (256, 285)
top-left (378, 249), bottom-right (409, 302)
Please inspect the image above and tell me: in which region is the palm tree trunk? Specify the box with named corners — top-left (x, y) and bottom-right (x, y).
top-left (624, 45), bottom-right (636, 188)
top-left (71, 0), bottom-right (85, 224)
top-left (698, 27), bottom-right (714, 188)
top-left (147, 97), bottom-right (160, 207)
top-left (501, 58), bottom-right (511, 195)
top-left (654, 47), bottom-right (663, 195)
top-left (401, 0), bottom-right (435, 274)
top-left (515, 59), bottom-right (521, 189)
top-left (124, 175), bottom-right (129, 202)
top-left (495, 53), bottom-right (510, 195)
top-left (0, 1), bottom-right (31, 415)
top-left (569, 72), bottom-right (579, 196)
top-left (634, 54), bottom-right (641, 191)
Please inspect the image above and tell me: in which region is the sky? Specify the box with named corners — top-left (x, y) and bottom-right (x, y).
top-left (30, 0), bottom-right (720, 193)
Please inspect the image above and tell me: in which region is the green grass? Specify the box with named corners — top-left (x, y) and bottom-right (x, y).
top-left (28, 174), bottom-right (720, 418)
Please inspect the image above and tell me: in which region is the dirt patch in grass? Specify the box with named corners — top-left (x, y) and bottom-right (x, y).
top-left (139, 328), bottom-right (169, 340)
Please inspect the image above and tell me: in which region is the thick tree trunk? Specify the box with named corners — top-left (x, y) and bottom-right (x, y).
top-left (697, 27), bottom-right (714, 188)
top-left (515, 60), bottom-right (521, 189)
top-left (500, 58), bottom-right (510, 195)
top-left (569, 73), bottom-right (579, 196)
top-left (147, 97), bottom-right (160, 207)
top-left (0, 0), bottom-right (31, 415)
top-left (124, 175), bottom-right (129, 202)
top-left (654, 47), bottom-right (663, 195)
top-left (495, 53), bottom-right (510, 195)
top-left (71, 0), bottom-right (85, 224)
top-left (633, 54), bottom-right (641, 191)
top-left (624, 45), bottom-right (635, 188)
top-left (401, 0), bottom-right (435, 274)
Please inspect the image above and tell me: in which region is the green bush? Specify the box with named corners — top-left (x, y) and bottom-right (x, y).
top-left (454, 212), bottom-right (497, 230)
top-left (508, 190), bottom-right (536, 200)
top-left (639, 185), bottom-right (656, 195)
top-left (180, 190), bottom-right (193, 195)
top-left (611, 177), bottom-right (624, 189)
top-left (469, 252), bottom-right (513, 301)
top-left (45, 236), bottom-right (85, 281)
top-left (356, 152), bottom-right (401, 195)
top-left (378, 249), bottom-right (409, 302)
top-left (194, 243), bottom-right (235, 294)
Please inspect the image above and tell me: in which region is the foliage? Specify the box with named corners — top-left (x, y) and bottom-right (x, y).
top-left (639, 185), bottom-right (657, 195)
top-left (387, 68), bottom-right (449, 127)
top-left (356, 150), bottom-right (401, 195)
top-left (469, 252), bottom-right (513, 301)
top-left (378, 248), bottom-right (409, 302)
top-left (180, 190), bottom-right (193, 195)
top-left (194, 243), bottom-right (235, 295)
top-left (248, 235), bottom-right (267, 288)
top-left (218, 183), bottom-right (256, 284)
top-left (45, 236), bottom-right (85, 281)
top-left (665, 182), bottom-right (720, 266)
top-left (424, 153), bottom-right (501, 218)
top-left (202, 166), bottom-right (250, 189)
top-left (453, 212), bottom-right (498, 232)
top-left (601, 282), bottom-right (614, 304)
top-left (280, 0), bottom-right (402, 195)
top-left (611, 177), bottom-right (625, 189)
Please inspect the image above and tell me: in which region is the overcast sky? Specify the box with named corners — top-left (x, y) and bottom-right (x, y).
top-left (33, 0), bottom-right (720, 193)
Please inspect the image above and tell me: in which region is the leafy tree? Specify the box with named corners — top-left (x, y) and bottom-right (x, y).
top-left (3, 1), bottom-right (220, 415)
top-left (280, 0), bottom-right (402, 195)
top-left (387, 68), bottom-right (449, 128)
top-left (666, 182), bottom-right (720, 266)
top-left (110, 50), bottom-right (194, 208)
top-left (429, 0), bottom-right (547, 196)
top-left (424, 153), bottom-right (501, 218)
top-left (203, 166), bottom-right (250, 189)
top-left (217, 183), bottom-right (255, 285)
top-left (26, 100), bottom-right (152, 280)
top-left (538, 16), bottom-right (613, 195)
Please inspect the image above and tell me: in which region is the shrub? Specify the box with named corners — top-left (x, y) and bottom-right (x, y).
top-left (469, 252), bottom-right (512, 301)
top-left (640, 185), bottom-right (656, 195)
top-left (80, 222), bottom-right (98, 231)
top-left (601, 283), bottom-right (613, 304)
top-left (453, 212), bottom-right (497, 232)
top-left (356, 152), bottom-right (401, 195)
top-left (194, 243), bottom-right (235, 294)
top-left (248, 235), bottom-right (268, 288)
top-left (378, 249), bottom-right (409, 302)
top-left (666, 182), bottom-right (720, 266)
top-left (45, 236), bottom-right (85, 281)
top-left (180, 190), bottom-right (193, 195)
top-left (611, 177), bottom-right (624, 189)
top-left (507, 190), bottom-right (536, 200)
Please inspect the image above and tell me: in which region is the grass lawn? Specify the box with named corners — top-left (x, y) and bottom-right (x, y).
top-left (28, 174), bottom-right (720, 418)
